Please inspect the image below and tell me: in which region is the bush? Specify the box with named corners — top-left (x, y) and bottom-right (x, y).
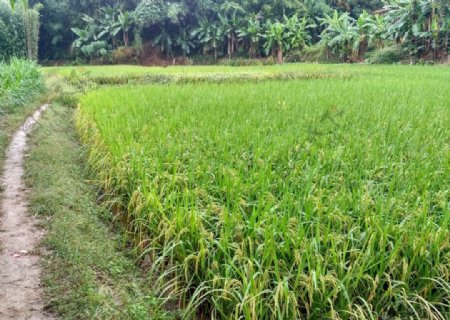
top-left (112, 46), bottom-right (141, 64)
top-left (366, 46), bottom-right (407, 64)
top-left (298, 44), bottom-right (340, 63)
top-left (284, 50), bottom-right (304, 63)
top-left (80, 41), bottom-right (109, 59)
top-left (0, 58), bottom-right (44, 113)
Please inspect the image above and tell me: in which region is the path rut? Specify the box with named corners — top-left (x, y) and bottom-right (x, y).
top-left (0, 105), bottom-right (50, 320)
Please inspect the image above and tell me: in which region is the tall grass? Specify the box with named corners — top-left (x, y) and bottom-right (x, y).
top-left (77, 66), bottom-right (450, 319)
top-left (0, 58), bottom-right (43, 114)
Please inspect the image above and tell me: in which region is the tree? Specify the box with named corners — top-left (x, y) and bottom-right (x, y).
top-left (355, 10), bottom-right (371, 57)
top-left (218, 1), bottom-right (245, 58)
top-left (118, 10), bottom-right (135, 47)
top-left (319, 11), bottom-right (359, 62)
top-left (96, 6), bottom-right (122, 48)
top-left (175, 26), bottom-right (195, 57)
top-left (239, 0), bottom-right (306, 19)
top-left (284, 14), bottom-right (314, 52)
top-left (264, 20), bottom-right (287, 64)
top-left (0, 0), bottom-right (26, 60)
top-left (71, 5), bottom-right (138, 57)
top-left (384, 0), bottom-right (450, 60)
top-left (192, 16), bottom-right (224, 59)
top-left (71, 15), bottom-right (98, 49)
top-left (134, 0), bottom-right (186, 27)
top-left (237, 17), bottom-right (263, 58)
top-left (330, 0), bottom-right (384, 16)
top-left (153, 25), bottom-right (174, 57)
top-left (384, 0), bottom-right (421, 56)
top-left (18, 0), bottom-right (449, 63)
top-left (362, 12), bottom-right (386, 49)
top-left (6, 0), bottom-right (40, 60)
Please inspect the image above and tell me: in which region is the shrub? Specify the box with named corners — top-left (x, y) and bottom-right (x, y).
top-left (291, 44), bottom-right (338, 63)
top-left (80, 41), bottom-right (109, 59)
top-left (112, 46), bottom-right (141, 64)
top-left (366, 46), bottom-right (407, 64)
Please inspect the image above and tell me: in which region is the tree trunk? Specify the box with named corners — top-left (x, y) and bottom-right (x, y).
top-left (123, 31), bottom-right (129, 48)
top-left (249, 43), bottom-right (255, 59)
top-left (444, 32), bottom-right (449, 60)
top-left (277, 45), bottom-right (283, 64)
top-left (358, 40), bottom-right (367, 59)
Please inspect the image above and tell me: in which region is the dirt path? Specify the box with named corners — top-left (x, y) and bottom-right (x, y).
top-left (0, 105), bottom-right (50, 320)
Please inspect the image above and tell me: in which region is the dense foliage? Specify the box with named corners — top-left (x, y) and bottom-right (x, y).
top-left (21, 0), bottom-right (449, 63)
top-left (0, 0), bottom-right (25, 60)
top-left (77, 65), bottom-right (450, 319)
top-left (0, 0), bottom-right (41, 61)
top-left (0, 58), bottom-right (43, 113)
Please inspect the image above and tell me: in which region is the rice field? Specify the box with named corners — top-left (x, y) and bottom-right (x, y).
top-left (77, 65), bottom-right (450, 319)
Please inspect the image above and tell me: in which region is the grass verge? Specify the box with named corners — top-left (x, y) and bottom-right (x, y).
top-left (24, 104), bottom-right (176, 320)
top-left (0, 104), bottom-right (37, 163)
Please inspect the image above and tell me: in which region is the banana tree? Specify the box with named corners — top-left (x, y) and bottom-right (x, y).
top-left (97, 7), bottom-right (121, 48)
top-left (218, 1), bottom-right (245, 58)
top-left (284, 15), bottom-right (314, 52)
top-left (264, 20), bottom-right (287, 64)
top-left (71, 15), bottom-right (98, 49)
top-left (416, 0), bottom-right (450, 59)
top-left (384, 0), bottom-right (450, 59)
top-left (362, 13), bottom-right (386, 49)
top-left (384, 0), bottom-right (421, 58)
top-left (319, 11), bottom-right (359, 62)
top-left (191, 17), bottom-right (224, 59)
top-left (153, 26), bottom-right (174, 57)
top-left (355, 11), bottom-right (371, 57)
top-left (118, 10), bottom-right (135, 48)
top-left (175, 27), bottom-right (195, 57)
top-left (237, 18), bottom-right (263, 58)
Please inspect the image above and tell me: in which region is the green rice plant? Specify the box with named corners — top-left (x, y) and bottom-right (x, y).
top-left (77, 65), bottom-right (450, 319)
top-left (0, 58), bottom-right (44, 114)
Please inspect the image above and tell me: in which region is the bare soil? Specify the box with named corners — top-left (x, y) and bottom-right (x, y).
top-left (0, 105), bottom-right (50, 319)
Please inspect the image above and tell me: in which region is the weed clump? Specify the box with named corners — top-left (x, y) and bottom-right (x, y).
top-left (0, 58), bottom-right (44, 114)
